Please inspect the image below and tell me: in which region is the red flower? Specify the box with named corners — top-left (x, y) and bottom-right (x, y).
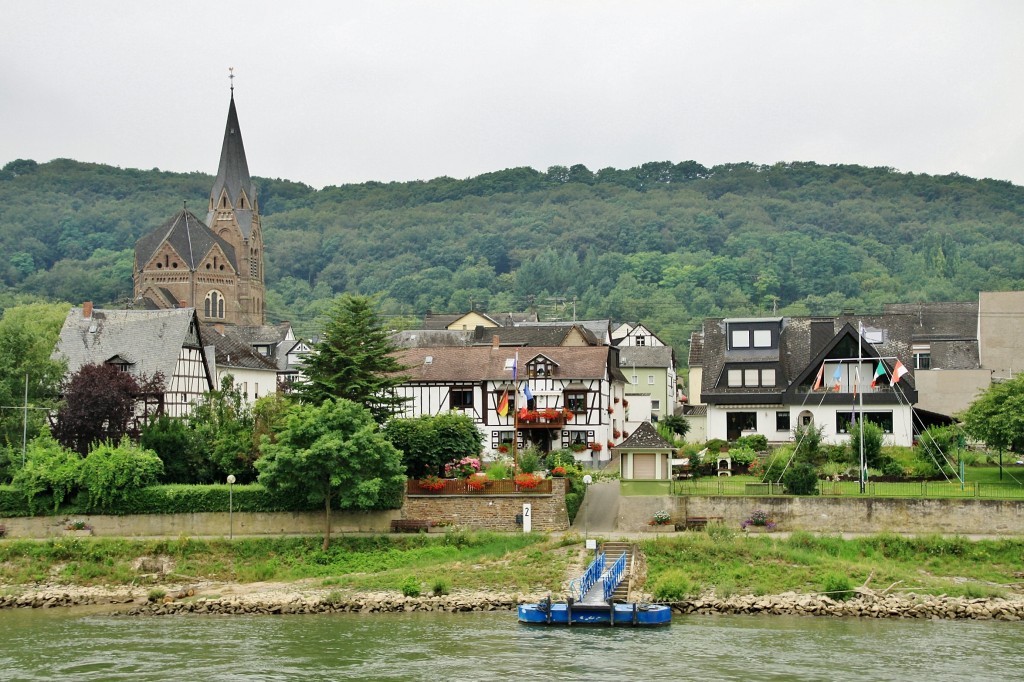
top-left (589, 442), bottom-right (603, 452)
top-left (607, 406), bottom-right (614, 414)
top-left (418, 476), bottom-right (446, 491)
top-left (551, 466), bottom-right (566, 477)
top-left (514, 473), bottom-right (541, 488)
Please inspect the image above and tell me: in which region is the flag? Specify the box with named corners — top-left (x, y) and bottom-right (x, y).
top-left (853, 366), bottom-right (860, 398)
top-left (870, 362), bottom-right (886, 388)
top-left (523, 383), bottom-right (533, 403)
top-left (812, 364), bottom-right (825, 391)
top-left (891, 360), bottom-right (909, 386)
top-left (832, 365), bottom-right (842, 392)
top-left (512, 352), bottom-right (518, 382)
top-left (497, 389), bottom-right (509, 417)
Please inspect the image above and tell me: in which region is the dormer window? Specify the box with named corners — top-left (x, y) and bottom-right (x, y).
top-left (528, 358), bottom-right (555, 378)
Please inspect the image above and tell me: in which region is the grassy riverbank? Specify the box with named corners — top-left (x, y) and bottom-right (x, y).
top-left (642, 531), bottom-right (1024, 601)
top-left (1, 531), bottom-right (1021, 602)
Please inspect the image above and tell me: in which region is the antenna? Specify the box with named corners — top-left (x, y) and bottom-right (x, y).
top-left (229, 66), bottom-right (235, 95)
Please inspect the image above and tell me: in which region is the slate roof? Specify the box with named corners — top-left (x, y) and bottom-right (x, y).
top-left (613, 421), bottom-right (674, 451)
top-left (471, 324), bottom-right (600, 347)
top-left (54, 307), bottom-right (206, 382)
top-left (516, 319), bottom-right (611, 343)
top-left (207, 95), bottom-right (256, 239)
top-left (421, 313), bottom-right (462, 330)
top-left (395, 345), bottom-right (616, 383)
top-left (391, 330), bottom-right (474, 348)
top-left (881, 301), bottom-right (979, 341)
top-left (618, 346), bottom-right (675, 369)
top-left (134, 209), bottom-right (238, 272)
top-left (699, 315), bottom-right (923, 402)
top-left (201, 324), bottom-right (278, 371)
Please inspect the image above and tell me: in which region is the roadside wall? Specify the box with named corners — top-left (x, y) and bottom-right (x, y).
top-left (617, 494), bottom-right (1024, 535)
top-left (0, 509), bottom-right (401, 539)
top-left (403, 478), bottom-right (569, 531)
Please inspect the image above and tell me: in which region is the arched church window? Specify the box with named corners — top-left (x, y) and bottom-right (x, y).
top-left (204, 290), bottom-right (226, 319)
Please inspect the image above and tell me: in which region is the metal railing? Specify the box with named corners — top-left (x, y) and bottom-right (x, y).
top-left (669, 478), bottom-right (1024, 499)
top-left (406, 478), bottom-right (553, 495)
top-left (569, 552), bottom-right (605, 602)
top-left (602, 551), bottom-right (627, 602)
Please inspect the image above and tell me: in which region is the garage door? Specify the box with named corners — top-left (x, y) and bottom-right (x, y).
top-left (633, 453), bottom-right (656, 479)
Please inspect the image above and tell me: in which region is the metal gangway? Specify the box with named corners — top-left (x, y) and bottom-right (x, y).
top-left (570, 551), bottom-right (627, 606)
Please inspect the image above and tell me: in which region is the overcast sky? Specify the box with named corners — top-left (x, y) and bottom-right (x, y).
top-left (2, 1), bottom-right (1021, 189)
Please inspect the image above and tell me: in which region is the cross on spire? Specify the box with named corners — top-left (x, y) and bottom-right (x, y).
top-left (229, 66), bottom-right (234, 96)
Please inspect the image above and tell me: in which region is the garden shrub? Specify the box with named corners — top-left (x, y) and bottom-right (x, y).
top-left (651, 569), bottom-right (694, 601)
top-left (735, 434), bottom-right (768, 451)
top-left (518, 449), bottom-right (541, 474)
top-left (0, 485), bottom-right (28, 516)
top-left (11, 433), bottom-right (82, 513)
top-left (782, 461), bottom-right (819, 495)
top-left (728, 445), bottom-right (757, 469)
top-left (485, 460), bottom-right (512, 480)
top-left (79, 438), bottom-right (164, 512)
top-left (849, 420), bottom-right (884, 468)
top-left (881, 460), bottom-right (907, 479)
top-left (703, 438), bottom-right (727, 454)
top-left (793, 422), bottom-right (824, 463)
top-left (431, 577), bottom-right (450, 596)
top-left (547, 449), bottom-right (576, 469)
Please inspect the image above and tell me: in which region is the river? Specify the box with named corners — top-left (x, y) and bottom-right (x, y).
top-left (1, 609), bottom-right (1022, 681)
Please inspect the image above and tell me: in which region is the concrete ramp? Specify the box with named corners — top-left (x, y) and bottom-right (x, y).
top-left (572, 480), bottom-right (620, 533)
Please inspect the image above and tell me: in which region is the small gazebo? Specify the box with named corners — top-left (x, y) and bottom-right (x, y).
top-left (613, 422), bottom-right (675, 480)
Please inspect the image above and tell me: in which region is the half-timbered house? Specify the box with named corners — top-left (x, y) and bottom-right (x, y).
top-left (54, 304), bottom-right (214, 417)
top-left (392, 341), bottom-right (628, 466)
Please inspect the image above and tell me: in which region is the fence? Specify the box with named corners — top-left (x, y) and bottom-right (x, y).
top-left (406, 478), bottom-right (553, 496)
top-left (666, 478), bottom-right (1024, 500)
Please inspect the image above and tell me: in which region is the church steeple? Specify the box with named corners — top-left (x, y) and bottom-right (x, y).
top-left (208, 92), bottom-right (256, 234)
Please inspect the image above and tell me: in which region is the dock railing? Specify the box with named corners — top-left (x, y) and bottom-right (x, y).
top-left (602, 552), bottom-right (627, 602)
top-left (568, 552), bottom-right (605, 602)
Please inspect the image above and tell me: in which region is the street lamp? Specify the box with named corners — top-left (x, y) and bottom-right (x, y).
top-left (582, 474), bottom-right (593, 545)
top-left (226, 474), bottom-right (236, 539)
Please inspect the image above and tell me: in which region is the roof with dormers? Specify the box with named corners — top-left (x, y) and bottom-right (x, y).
top-left (134, 209), bottom-right (238, 273)
top-left (394, 345), bottom-right (621, 383)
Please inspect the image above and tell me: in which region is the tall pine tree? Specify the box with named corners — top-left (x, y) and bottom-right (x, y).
top-left (296, 295), bottom-right (409, 423)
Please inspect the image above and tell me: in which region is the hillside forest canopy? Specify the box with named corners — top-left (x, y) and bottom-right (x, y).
top-left (2, 157), bottom-right (1024, 353)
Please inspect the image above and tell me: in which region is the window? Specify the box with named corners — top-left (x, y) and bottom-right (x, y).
top-left (449, 388), bottom-right (473, 409)
top-left (636, 335), bottom-right (646, 346)
top-left (727, 367), bottom-right (777, 388)
top-left (761, 369), bottom-right (776, 387)
top-left (913, 344), bottom-right (931, 370)
top-left (753, 329), bottom-right (772, 348)
top-left (727, 369), bottom-right (742, 387)
top-left (776, 411), bottom-right (790, 431)
top-left (529, 359), bottom-right (554, 378)
top-left (632, 375), bottom-right (639, 385)
top-left (565, 391), bottom-right (587, 414)
top-left (204, 290), bottom-right (225, 319)
top-left (744, 369), bottom-right (759, 386)
top-left (652, 400), bottom-right (661, 411)
top-left (837, 411), bottom-right (894, 434)
top-left (647, 375), bottom-right (655, 385)
top-left (731, 329), bottom-right (750, 348)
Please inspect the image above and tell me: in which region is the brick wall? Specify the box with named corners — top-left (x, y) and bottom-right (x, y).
top-left (403, 477), bottom-right (570, 531)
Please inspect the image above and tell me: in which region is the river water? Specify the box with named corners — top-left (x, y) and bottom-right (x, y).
top-left (2, 609), bottom-right (1022, 681)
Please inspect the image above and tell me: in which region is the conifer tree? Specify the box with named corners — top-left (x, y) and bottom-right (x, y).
top-left (296, 294), bottom-right (409, 423)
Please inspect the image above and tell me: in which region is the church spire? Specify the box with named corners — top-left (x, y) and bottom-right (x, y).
top-left (209, 72), bottom-right (255, 235)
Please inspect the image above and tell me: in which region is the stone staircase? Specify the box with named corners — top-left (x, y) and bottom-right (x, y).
top-left (600, 541), bottom-right (633, 602)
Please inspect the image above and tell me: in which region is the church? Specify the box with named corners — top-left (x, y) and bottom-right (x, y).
top-left (133, 89), bottom-right (266, 326)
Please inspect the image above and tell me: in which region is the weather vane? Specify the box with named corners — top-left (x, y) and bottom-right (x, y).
top-left (229, 66), bottom-right (234, 94)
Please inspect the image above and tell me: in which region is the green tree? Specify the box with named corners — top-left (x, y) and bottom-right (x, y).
top-left (0, 303), bottom-right (67, 455)
top-left (189, 376), bottom-right (257, 482)
top-left (849, 419), bottom-right (885, 469)
top-left (382, 416), bottom-right (439, 479)
top-left (52, 364), bottom-right (152, 456)
top-left (661, 414), bottom-right (691, 439)
top-left (959, 375), bottom-right (1024, 472)
top-left (256, 399), bottom-right (406, 550)
top-left (296, 295), bottom-right (409, 423)
top-left (139, 415), bottom-right (212, 484)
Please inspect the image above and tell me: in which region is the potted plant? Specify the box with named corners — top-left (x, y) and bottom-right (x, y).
top-left (63, 520), bottom-right (93, 536)
top-left (466, 475), bottom-right (487, 491)
top-left (514, 472), bottom-right (542, 489)
top-left (497, 443), bottom-right (510, 454)
top-left (741, 509), bottom-right (777, 532)
top-left (589, 442), bottom-right (603, 452)
top-left (571, 442), bottom-right (588, 453)
top-left (561, 407), bottom-right (574, 421)
top-left (607, 406), bottom-right (614, 414)
top-left (550, 466), bottom-right (566, 478)
top-left (613, 429), bottom-right (622, 439)
top-left (542, 407), bottom-right (561, 421)
top-left (444, 457), bottom-right (481, 479)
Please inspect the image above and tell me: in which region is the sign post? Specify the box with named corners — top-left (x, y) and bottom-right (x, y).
top-left (522, 503), bottom-right (532, 533)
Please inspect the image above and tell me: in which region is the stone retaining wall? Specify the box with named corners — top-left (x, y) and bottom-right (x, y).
top-left (616, 493), bottom-right (1024, 534)
top-left (0, 509), bottom-right (401, 539)
top-left (403, 477), bottom-right (570, 531)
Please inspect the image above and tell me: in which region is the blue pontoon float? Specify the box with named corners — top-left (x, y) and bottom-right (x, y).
top-left (517, 550), bottom-right (671, 627)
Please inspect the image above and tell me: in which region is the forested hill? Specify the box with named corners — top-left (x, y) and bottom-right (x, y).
top-left (2, 157), bottom-right (1024, 350)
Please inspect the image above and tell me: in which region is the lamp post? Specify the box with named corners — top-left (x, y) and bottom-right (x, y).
top-left (582, 474), bottom-right (593, 544)
top-left (226, 474), bottom-right (236, 539)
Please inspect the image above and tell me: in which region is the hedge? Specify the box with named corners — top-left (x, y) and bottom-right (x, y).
top-left (0, 481), bottom-right (406, 517)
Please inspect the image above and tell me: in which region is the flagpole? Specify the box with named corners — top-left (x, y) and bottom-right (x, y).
top-left (858, 322), bottom-right (866, 494)
top-left (512, 352), bottom-right (519, 472)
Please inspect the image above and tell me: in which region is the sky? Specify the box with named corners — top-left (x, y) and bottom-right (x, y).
top-left (2, 1), bottom-right (1022, 189)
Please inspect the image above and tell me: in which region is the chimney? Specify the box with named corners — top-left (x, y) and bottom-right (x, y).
top-left (492, 334), bottom-right (500, 349)
top-left (82, 302), bottom-right (93, 319)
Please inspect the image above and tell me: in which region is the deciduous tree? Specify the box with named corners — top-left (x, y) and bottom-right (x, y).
top-left (257, 398), bottom-right (405, 550)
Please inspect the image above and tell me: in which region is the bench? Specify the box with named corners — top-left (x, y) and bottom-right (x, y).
top-left (390, 519), bottom-right (433, 533)
top-left (683, 516), bottom-right (724, 531)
